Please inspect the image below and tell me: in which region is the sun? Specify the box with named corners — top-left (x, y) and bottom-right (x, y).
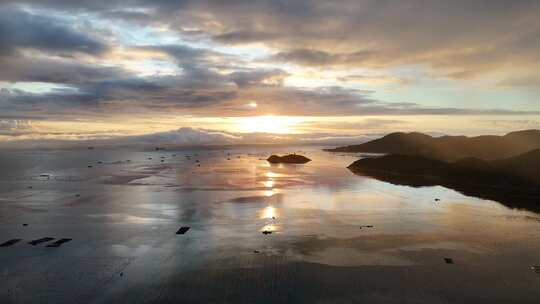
top-left (236, 115), bottom-right (304, 134)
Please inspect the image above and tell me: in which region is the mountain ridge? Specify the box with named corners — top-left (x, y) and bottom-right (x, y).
top-left (326, 129), bottom-right (540, 161)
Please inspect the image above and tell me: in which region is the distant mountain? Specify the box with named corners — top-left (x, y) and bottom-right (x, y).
top-left (347, 150), bottom-right (540, 211)
top-left (326, 130), bottom-right (540, 161)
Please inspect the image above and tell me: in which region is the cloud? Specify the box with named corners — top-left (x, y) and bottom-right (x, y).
top-left (229, 69), bottom-right (289, 88)
top-left (0, 7), bottom-right (107, 56)
top-left (272, 49), bottom-right (380, 67)
top-left (220, 1), bottom-right (540, 76)
top-left (0, 119), bottom-right (34, 136)
top-left (4, 1), bottom-right (540, 78)
top-left (41, 0), bottom-right (534, 78)
top-left (2, 72), bottom-right (538, 122)
top-left (298, 119), bottom-right (408, 133)
top-left (0, 126), bottom-right (377, 149)
top-left (0, 88), bottom-right (100, 116)
top-left (0, 56), bottom-right (127, 84)
top-left (497, 75), bottom-right (540, 88)
top-left (479, 119), bottom-right (540, 130)
top-left (122, 127), bottom-right (241, 145)
top-left (337, 75), bottom-right (411, 86)
top-left (0, 0), bottom-right (538, 139)
top-left (213, 31), bottom-right (280, 44)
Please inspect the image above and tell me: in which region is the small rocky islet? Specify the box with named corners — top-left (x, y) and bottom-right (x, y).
top-left (267, 154), bottom-right (311, 164)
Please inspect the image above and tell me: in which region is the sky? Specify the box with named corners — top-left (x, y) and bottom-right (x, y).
top-left (0, 0), bottom-right (539, 147)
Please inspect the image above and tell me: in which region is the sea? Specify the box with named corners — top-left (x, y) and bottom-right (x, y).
top-left (1, 146), bottom-right (539, 303)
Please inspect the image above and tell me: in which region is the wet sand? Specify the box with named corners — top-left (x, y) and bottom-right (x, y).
top-left (1, 147), bottom-right (540, 303)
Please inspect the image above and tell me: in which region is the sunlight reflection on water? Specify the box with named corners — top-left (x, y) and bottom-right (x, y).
top-left (259, 205), bottom-right (278, 219)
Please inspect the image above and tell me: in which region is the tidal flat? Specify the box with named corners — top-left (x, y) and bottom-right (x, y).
top-left (1, 147), bottom-right (540, 303)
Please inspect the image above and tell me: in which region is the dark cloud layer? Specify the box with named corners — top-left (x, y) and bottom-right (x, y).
top-left (5, 1), bottom-right (540, 74)
top-left (0, 56), bottom-right (125, 84)
top-left (0, 8), bottom-right (107, 56)
top-left (0, 0), bottom-right (539, 125)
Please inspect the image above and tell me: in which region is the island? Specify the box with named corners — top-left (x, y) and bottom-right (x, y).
top-left (267, 154), bottom-right (311, 164)
top-left (347, 149), bottom-right (540, 211)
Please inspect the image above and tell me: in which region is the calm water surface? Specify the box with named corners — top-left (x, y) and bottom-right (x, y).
top-left (1, 147), bottom-right (539, 303)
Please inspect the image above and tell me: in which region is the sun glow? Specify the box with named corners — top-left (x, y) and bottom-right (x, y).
top-left (265, 172), bottom-right (280, 178)
top-left (236, 115), bottom-right (304, 134)
top-left (263, 190), bottom-right (275, 197)
top-left (262, 180), bottom-right (274, 188)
